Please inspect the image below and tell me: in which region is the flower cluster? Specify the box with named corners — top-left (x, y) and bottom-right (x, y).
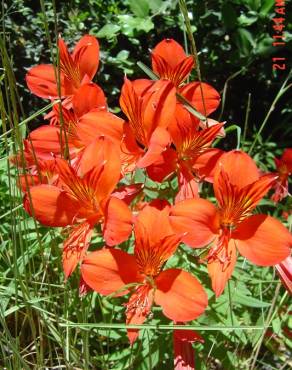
top-left (16, 35), bottom-right (291, 344)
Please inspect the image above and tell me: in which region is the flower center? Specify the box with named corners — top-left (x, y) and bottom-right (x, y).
top-left (60, 54), bottom-right (81, 89)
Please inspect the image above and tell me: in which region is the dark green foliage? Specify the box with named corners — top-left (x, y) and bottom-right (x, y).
top-left (0, 1), bottom-right (291, 369)
top-left (3, 0), bottom-right (292, 146)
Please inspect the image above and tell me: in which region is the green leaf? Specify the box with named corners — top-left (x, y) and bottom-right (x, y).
top-left (96, 24), bottom-right (120, 39)
top-left (128, 0), bottom-right (149, 17)
top-left (136, 18), bottom-right (154, 33)
top-left (233, 292), bottom-right (271, 308)
top-left (118, 15), bottom-right (154, 37)
top-left (134, 168), bottom-right (146, 183)
top-left (148, 0), bottom-right (163, 13)
top-left (272, 316), bottom-right (282, 334)
top-left (238, 11), bottom-right (258, 27)
top-left (139, 334), bottom-right (160, 370)
top-left (137, 61), bottom-right (159, 80)
top-left (260, 0), bottom-right (275, 16)
top-left (245, 0), bottom-right (261, 11)
top-left (116, 50), bottom-right (130, 60)
top-left (251, 316), bottom-right (265, 346)
top-left (233, 28), bottom-right (256, 57)
top-left (256, 36), bottom-right (274, 56)
top-left (222, 3), bottom-right (237, 30)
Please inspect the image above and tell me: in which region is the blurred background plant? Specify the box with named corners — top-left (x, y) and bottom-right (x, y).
top-left (0, 0), bottom-right (291, 369)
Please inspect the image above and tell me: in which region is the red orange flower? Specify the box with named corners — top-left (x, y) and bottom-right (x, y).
top-left (271, 148), bottom-right (292, 202)
top-left (19, 84), bottom-right (123, 178)
top-left (150, 39), bottom-right (220, 117)
top-left (24, 137), bottom-right (132, 278)
top-left (47, 82), bottom-right (106, 126)
top-left (119, 78), bottom-right (176, 168)
top-left (152, 39), bottom-right (194, 88)
top-left (276, 256), bottom-right (292, 295)
top-left (174, 329), bottom-right (203, 370)
top-left (170, 150), bottom-right (292, 297)
top-left (147, 104), bottom-right (224, 200)
top-left (81, 202), bottom-right (208, 344)
top-left (26, 35), bottom-right (100, 100)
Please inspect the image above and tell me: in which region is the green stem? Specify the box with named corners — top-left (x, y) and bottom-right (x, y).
top-left (242, 93), bottom-right (251, 144)
top-left (59, 322), bottom-right (271, 331)
top-left (179, 0), bottom-right (208, 124)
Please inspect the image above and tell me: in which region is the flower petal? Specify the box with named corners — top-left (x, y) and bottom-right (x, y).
top-left (119, 78), bottom-right (140, 135)
top-left (175, 165), bottom-right (199, 202)
top-left (207, 239), bottom-right (237, 297)
top-left (28, 125), bottom-right (64, 159)
top-left (152, 52), bottom-right (194, 87)
top-left (214, 150), bottom-right (260, 190)
top-left (131, 79), bottom-right (154, 96)
top-left (125, 285), bottom-right (154, 345)
top-left (26, 64), bottom-right (64, 99)
top-left (137, 127), bottom-right (171, 168)
top-left (234, 214), bottom-right (291, 265)
top-left (23, 184), bottom-right (80, 227)
top-left (146, 148), bottom-right (177, 182)
top-left (18, 174), bottom-right (42, 192)
top-left (174, 329), bottom-right (203, 370)
top-left (152, 39), bottom-right (188, 70)
top-left (180, 82), bottom-right (220, 116)
top-left (120, 124), bottom-right (144, 174)
top-left (72, 35), bottom-right (100, 80)
top-left (155, 269), bottom-right (208, 321)
top-left (215, 171), bottom-right (277, 220)
top-left (103, 197), bottom-right (133, 246)
top-left (275, 256), bottom-right (292, 295)
top-left (77, 110), bottom-right (124, 145)
top-left (142, 80), bottom-right (176, 138)
top-left (72, 83), bottom-right (106, 117)
top-left (81, 248), bottom-right (140, 296)
top-left (194, 148), bottom-right (224, 183)
top-left (281, 148), bottom-right (292, 172)
top-left (77, 136), bottom-right (121, 199)
top-left (170, 199), bottom-right (218, 248)
top-left (79, 274), bottom-right (92, 296)
top-left (135, 201), bottom-right (173, 247)
top-left (111, 183), bottom-right (144, 205)
top-left (63, 222), bottom-right (93, 278)
top-left (199, 118), bottom-right (226, 137)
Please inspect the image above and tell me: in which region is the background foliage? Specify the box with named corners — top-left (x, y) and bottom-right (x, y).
top-left (0, 0), bottom-right (291, 369)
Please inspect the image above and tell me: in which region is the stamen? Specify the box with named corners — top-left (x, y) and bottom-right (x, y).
top-left (124, 284), bottom-right (153, 321)
top-left (63, 222), bottom-right (92, 260)
top-left (206, 228), bottom-right (232, 270)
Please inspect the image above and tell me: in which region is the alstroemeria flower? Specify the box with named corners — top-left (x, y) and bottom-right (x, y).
top-left (147, 104), bottom-right (224, 200)
top-left (271, 148), bottom-right (292, 202)
top-left (170, 150), bottom-right (292, 297)
top-left (81, 202), bottom-right (208, 344)
top-left (26, 35), bottom-right (100, 100)
top-left (24, 137), bottom-right (132, 278)
top-left (152, 38), bottom-right (195, 88)
top-left (16, 158), bottom-right (59, 192)
top-left (14, 83), bottom-right (119, 194)
top-left (150, 39), bottom-right (220, 117)
top-left (173, 329), bottom-right (204, 370)
top-left (19, 83), bottom-right (123, 180)
top-left (119, 78), bottom-right (176, 169)
top-left (119, 78), bottom-right (174, 170)
top-left (276, 256), bottom-right (292, 294)
top-left (47, 81), bottom-right (106, 126)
